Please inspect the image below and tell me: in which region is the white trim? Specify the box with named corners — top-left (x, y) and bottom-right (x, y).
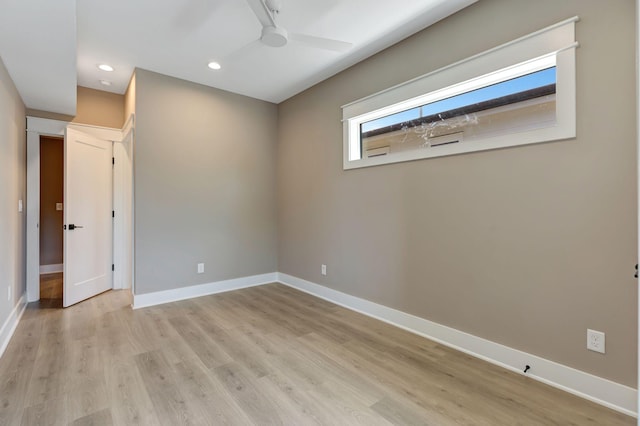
top-left (26, 116), bottom-right (125, 142)
top-left (342, 16), bottom-right (579, 112)
top-left (636, 0), bottom-right (640, 420)
top-left (39, 263), bottom-right (63, 274)
top-left (67, 123), bottom-right (122, 142)
top-left (132, 273), bottom-right (278, 309)
top-left (122, 113), bottom-right (135, 139)
top-left (276, 273), bottom-right (638, 417)
top-left (26, 117), bottom-right (69, 302)
top-left (114, 114), bottom-right (135, 293)
top-left (26, 130), bottom-right (42, 302)
top-left (0, 294), bottom-right (27, 359)
top-left (26, 116), bottom-right (67, 136)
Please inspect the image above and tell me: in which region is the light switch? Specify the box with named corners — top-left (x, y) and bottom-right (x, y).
top-left (56, 203), bottom-right (63, 211)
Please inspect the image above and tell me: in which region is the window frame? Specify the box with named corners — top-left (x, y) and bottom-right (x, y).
top-left (342, 17), bottom-right (579, 170)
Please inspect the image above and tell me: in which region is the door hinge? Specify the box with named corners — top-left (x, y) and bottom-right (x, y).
top-left (112, 210), bottom-right (115, 218)
top-left (112, 264), bottom-right (114, 271)
top-left (112, 157), bottom-right (115, 165)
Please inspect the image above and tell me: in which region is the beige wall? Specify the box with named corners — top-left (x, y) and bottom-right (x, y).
top-left (0, 56), bottom-right (26, 329)
top-left (39, 136), bottom-right (63, 266)
top-left (27, 86), bottom-right (125, 128)
top-left (134, 69), bottom-right (278, 294)
top-left (277, 0), bottom-right (637, 387)
top-left (74, 86), bottom-right (124, 128)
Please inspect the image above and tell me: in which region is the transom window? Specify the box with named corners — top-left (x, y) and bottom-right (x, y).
top-left (342, 17), bottom-right (578, 169)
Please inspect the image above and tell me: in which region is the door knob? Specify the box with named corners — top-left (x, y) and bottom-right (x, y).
top-left (67, 224), bottom-right (84, 230)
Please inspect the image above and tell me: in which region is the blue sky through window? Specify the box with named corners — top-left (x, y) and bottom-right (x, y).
top-left (361, 67), bottom-right (556, 133)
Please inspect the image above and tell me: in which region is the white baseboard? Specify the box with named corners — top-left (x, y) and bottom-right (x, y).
top-left (132, 272), bottom-right (279, 309)
top-left (0, 293), bottom-right (27, 359)
top-left (276, 273), bottom-right (638, 418)
top-left (39, 263), bottom-right (63, 274)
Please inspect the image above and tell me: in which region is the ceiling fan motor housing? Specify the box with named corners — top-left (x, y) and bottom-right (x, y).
top-left (261, 25), bottom-right (288, 47)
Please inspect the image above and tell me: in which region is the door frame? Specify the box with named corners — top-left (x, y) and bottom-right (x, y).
top-left (113, 115), bottom-right (135, 295)
top-left (26, 116), bottom-right (134, 302)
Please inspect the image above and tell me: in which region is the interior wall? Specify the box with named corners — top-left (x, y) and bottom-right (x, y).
top-left (39, 136), bottom-right (63, 267)
top-left (277, 0), bottom-right (637, 387)
top-left (74, 86), bottom-right (124, 128)
top-left (0, 55), bottom-right (26, 326)
top-left (134, 69), bottom-right (278, 294)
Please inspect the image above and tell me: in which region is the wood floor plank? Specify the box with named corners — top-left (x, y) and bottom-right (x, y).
top-left (134, 350), bottom-right (202, 426)
top-left (0, 316), bottom-right (43, 415)
top-left (104, 358), bottom-right (160, 426)
top-left (278, 332), bottom-right (386, 406)
top-left (297, 331), bottom-right (509, 425)
top-left (63, 336), bottom-right (103, 392)
top-left (248, 286), bottom-right (353, 344)
top-left (209, 327), bottom-right (275, 379)
top-left (167, 315), bottom-right (233, 369)
top-left (255, 372), bottom-right (326, 425)
top-left (0, 409), bottom-right (22, 426)
top-left (20, 396), bottom-right (69, 426)
top-left (65, 376), bottom-right (110, 423)
top-left (213, 362), bottom-right (284, 425)
top-left (70, 408), bottom-right (113, 426)
top-left (227, 290), bottom-right (312, 337)
top-left (172, 359), bottom-right (254, 425)
top-left (306, 380), bottom-right (393, 426)
top-left (191, 294), bottom-right (252, 331)
top-left (371, 395), bottom-right (451, 426)
top-left (96, 310), bottom-right (141, 361)
top-left (24, 317), bottom-right (71, 406)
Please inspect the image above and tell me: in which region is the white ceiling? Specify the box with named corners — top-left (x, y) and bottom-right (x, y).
top-left (0, 0), bottom-right (77, 115)
top-left (0, 0), bottom-right (477, 115)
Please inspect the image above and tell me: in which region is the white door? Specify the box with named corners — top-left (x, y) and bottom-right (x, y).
top-left (63, 127), bottom-right (113, 307)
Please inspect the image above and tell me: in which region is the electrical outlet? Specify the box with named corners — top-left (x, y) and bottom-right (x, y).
top-left (587, 329), bottom-right (605, 354)
top-left (321, 264), bottom-right (327, 276)
top-left (197, 263), bottom-right (204, 274)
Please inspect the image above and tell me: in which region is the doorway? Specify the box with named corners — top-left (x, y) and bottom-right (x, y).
top-left (39, 135), bottom-right (64, 307)
top-left (26, 116), bottom-right (134, 305)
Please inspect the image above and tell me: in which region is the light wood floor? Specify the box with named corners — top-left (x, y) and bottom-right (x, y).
top-left (0, 277), bottom-right (633, 425)
top-left (38, 272), bottom-right (63, 309)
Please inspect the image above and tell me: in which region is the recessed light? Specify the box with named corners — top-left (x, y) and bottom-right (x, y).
top-left (99, 80), bottom-right (112, 86)
top-left (98, 64), bottom-right (114, 72)
top-left (207, 61), bottom-right (221, 70)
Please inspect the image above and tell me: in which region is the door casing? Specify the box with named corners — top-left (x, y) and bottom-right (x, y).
top-left (26, 116), bottom-right (134, 303)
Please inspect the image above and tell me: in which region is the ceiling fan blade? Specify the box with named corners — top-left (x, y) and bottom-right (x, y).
top-left (173, 0), bottom-right (218, 31)
top-left (244, 0), bottom-right (276, 28)
top-left (289, 33), bottom-right (352, 52)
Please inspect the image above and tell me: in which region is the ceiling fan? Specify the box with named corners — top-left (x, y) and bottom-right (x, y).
top-left (244, 0), bottom-right (352, 52)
